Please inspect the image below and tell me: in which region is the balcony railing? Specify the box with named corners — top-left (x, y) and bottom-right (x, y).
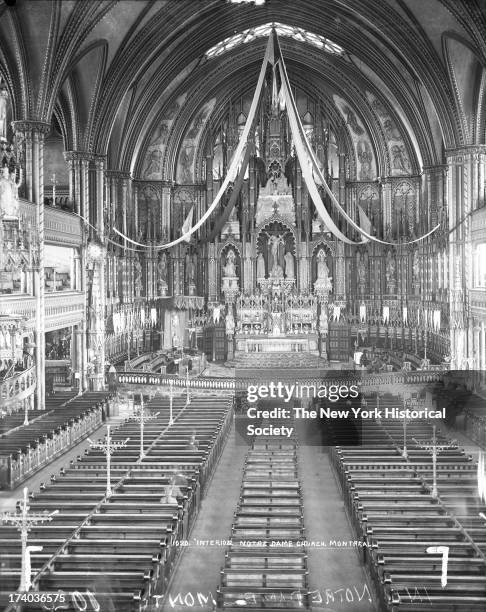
top-left (117, 369), bottom-right (446, 392)
top-left (0, 291), bottom-right (84, 330)
top-left (0, 366), bottom-right (36, 408)
top-left (18, 198), bottom-right (82, 246)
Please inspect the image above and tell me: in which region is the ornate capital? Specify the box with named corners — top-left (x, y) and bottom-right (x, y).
top-left (105, 169), bottom-right (131, 180)
top-left (64, 150), bottom-right (95, 163)
top-left (11, 120), bottom-right (50, 136)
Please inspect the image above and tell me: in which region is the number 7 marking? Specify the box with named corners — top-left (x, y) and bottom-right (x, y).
top-left (426, 545), bottom-right (449, 587)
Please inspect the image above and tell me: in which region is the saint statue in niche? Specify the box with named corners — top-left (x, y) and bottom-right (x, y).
top-left (316, 250), bottom-right (332, 287)
top-left (256, 252), bottom-right (265, 279)
top-left (284, 251), bottom-right (295, 278)
top-left (385, 251), bottom-right (396, 287)
top-left (263, 231), bottom-right (285, 275)
top-left (185, 252), bottom-right (196, 284)
top-left (157, 252), bottom-right (168, 295)
top-left (223, 249), bottom-right (237, 277)
top-left (134, 256), bottom-right (142, 296)
top-left (0, 164), bottom-right (21, 218)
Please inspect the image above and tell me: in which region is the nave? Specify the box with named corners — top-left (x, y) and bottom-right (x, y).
top-left (2, 389), bottom-right (486, 611)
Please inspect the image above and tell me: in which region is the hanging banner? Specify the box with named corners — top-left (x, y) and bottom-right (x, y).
top-left (383, 305), bottom-right (390, 324)
top-left (114, 34), bottom-right (275, 250)
top-left (275, 35), bottom-right (440, 247)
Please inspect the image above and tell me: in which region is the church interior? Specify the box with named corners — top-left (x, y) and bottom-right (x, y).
top-left (1, 0), bottom-right (486, 610)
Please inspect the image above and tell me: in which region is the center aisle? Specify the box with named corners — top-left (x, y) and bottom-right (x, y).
top-left (161, 422), bottom-right (248, 611)
top-left (295, 418), bottom-right (376, 612)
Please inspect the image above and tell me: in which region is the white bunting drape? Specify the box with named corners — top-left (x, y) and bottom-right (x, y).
top-left (113, 28), bottom-right (441, 250)
top-left (114, 34), bottom-right (276, 249)
top-left (276, 41), bottom-right (441, 247)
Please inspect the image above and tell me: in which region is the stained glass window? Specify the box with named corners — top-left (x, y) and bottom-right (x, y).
top-left (205, 22), bottom-right (344, 59)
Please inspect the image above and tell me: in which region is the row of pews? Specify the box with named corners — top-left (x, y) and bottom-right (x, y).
top-left (0, 392), bottom-right (109, 489)
top-left (0, 392), bottom-right (76, 433)
top-left (216, 414), bottom-right (310, 610)
top-left (331, 395), bottom-right (486, 611)
top-left (0, 393), bottom-right (233, 611)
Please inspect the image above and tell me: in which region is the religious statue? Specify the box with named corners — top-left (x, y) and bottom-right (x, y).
top-left (385, 251), bottom-right (396, 288)
top-left (315, 249), bottom-right (332, 289)
top-left (256, 252), bottom-right (265, 279)
top-left (0, 88), bottom-right (7, 141)
top-left (225, 307), bottom-right (235, 336)
top-left (263, 231), bottom-right (285, 273)
top-left (185, 252), bottom-right (195, 284)
top-left (0, 164), bottom-right (21, 219)
top-left (357, 254), bottom-right (366, 289)
top-left (223, 248), bottom-right (237, 277)
top-left (319, 305), bottom-right (328, 335)
top-left (134, 255), bottom-right (142, 297)
top-left (284, 251), bottom-right (295, 279)
top-left (157, 251), bottom-right (168, 295)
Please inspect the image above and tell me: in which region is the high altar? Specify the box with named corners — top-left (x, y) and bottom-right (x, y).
top-left (217, 106), bottom-right (333, 359)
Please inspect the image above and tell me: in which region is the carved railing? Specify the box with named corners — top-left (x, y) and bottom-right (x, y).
top-left (1, 401), bottom-right (105, 489)
top-left (0, 366), bottom-right (36, 408)
top-left (117, 369), bottom-right (445, 393)
top-left (19, 198), bottom-right (82, 246)
top-left (0, 291), bottom-right (84, 330)
top-left (470, 288), bottom-right (486, 312)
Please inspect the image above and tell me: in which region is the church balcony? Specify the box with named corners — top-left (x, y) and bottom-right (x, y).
top-left (19, 198), bottom-right (82, 247)
top-left (470, 288), bottom-right (486, 313)
top-left (0, 365), bottom-right (36, 411)
top-left (0, 291), bottom-right (85, 331)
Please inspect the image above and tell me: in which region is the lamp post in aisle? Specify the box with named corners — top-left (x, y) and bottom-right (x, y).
top-left (1, 487), bottom-right (58, 591)
top-left (169, 379), bottom-right (174, 426)
top-left (413, 425), bottom-right (456, 498)
top-left (131, 394), bottom-right (159, 459)
top-left (87, 425), bottom-right (129, 496)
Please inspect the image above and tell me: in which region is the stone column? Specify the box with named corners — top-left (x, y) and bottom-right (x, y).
top-left (381, 179), bottom-right (392, 238)
top-left (161, 181), bottom-right (172, 241)
top-left (208, 243), bottom-right (217, 302)
top-left (335, 241), bottom-right (345, 300)
top-left (445, 147), bottom-right (486, 368)
top-left (12, 120), bottom-right (50, 410)
top-left (91, 156), bottom-right (107, 390)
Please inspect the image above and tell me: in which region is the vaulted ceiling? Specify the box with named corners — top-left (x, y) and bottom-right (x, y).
top-left (0, 0), bottom-right (485, 179)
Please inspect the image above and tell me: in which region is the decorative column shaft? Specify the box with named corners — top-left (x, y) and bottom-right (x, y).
top-left (12, 121), bottom-right (50, 410)
top-left (161, 182), bottom-right (172, 241)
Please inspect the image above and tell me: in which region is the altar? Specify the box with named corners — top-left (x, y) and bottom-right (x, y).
top-left (235, 332), bottom-right (319, 354)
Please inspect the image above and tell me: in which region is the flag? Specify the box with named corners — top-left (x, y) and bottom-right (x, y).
top-left (383, 306), bottom-right (389, 324)
top-left (278, 85), bottom-right (286, 111)
top-left (181, 205), bottom-right (194, 242)
top-left (272, 63), bottom-right (278, 111)
top-left (358, 205), bottom-right (372, 236)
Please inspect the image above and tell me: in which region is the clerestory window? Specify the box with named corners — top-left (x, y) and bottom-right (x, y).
top-left (205, 22), bottom-right (344, 59)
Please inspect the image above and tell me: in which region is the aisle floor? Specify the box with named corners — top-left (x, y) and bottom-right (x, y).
top-left (296, 420), bottom-right (377, 612)
top-left (161, 422), bottom-right (248, 612)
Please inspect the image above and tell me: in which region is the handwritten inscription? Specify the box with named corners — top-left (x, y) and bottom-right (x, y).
top-left (154, 584), bottom-right (372, 608)
top-left (426, 545), bottom-right (449, 587)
